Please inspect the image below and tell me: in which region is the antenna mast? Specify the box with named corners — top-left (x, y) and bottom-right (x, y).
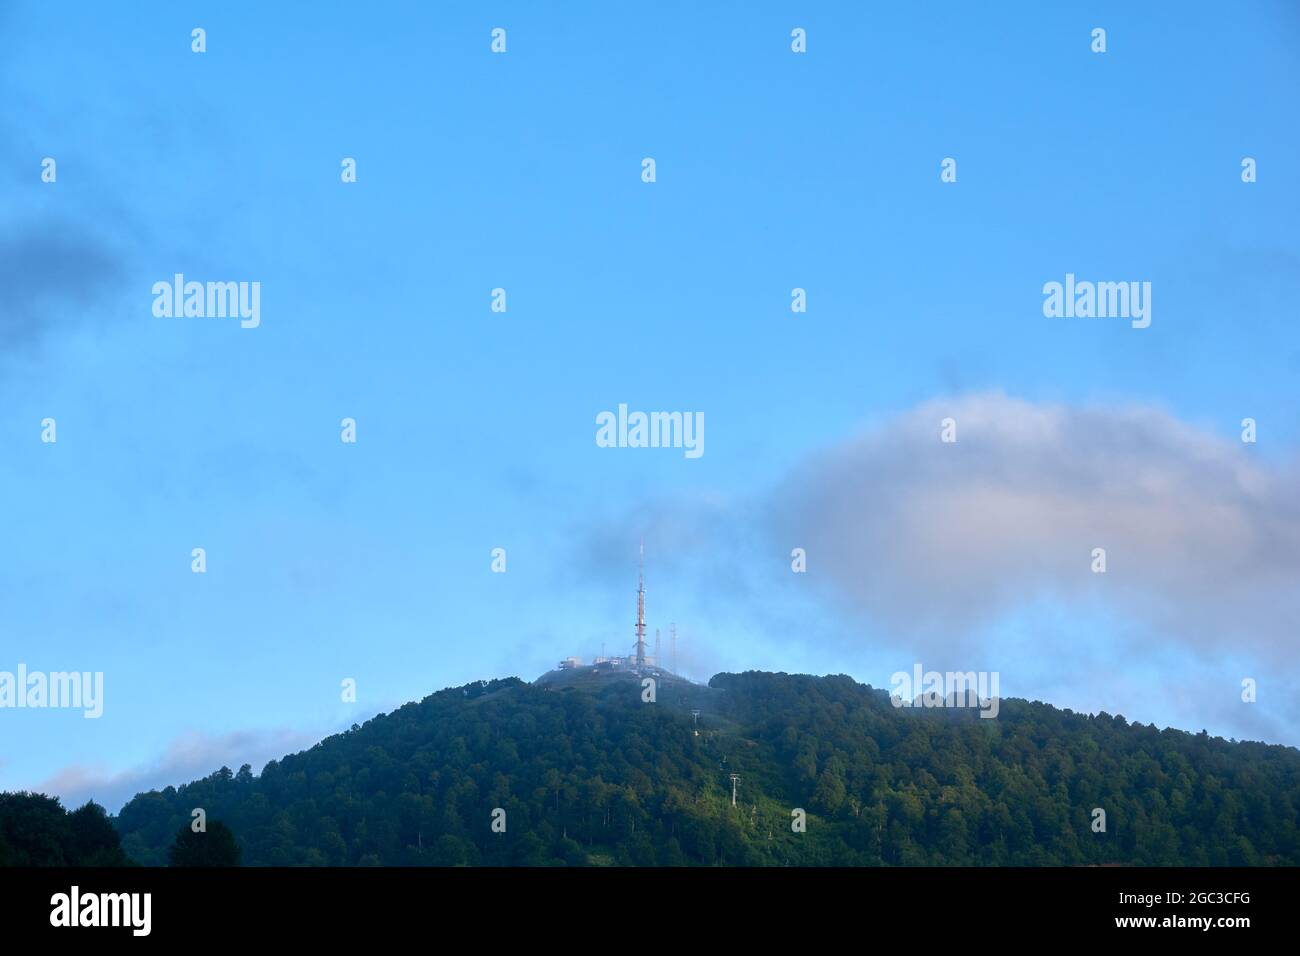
top-left (633, 539), bottom-right (648, 666)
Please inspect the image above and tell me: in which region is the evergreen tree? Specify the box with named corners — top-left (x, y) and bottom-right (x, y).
top-left (169, 820), bottom-right (242, 867)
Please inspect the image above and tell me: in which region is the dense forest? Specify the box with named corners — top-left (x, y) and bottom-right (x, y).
top-left (8, 671), bottom-right (1300, 865)
top-left (0, 793), bottom-right (132, 866)
top-left (0, 792), bottom-right (239, 867)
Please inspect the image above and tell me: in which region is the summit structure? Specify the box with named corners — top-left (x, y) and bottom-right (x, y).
top-left (542, 541), bottom-right (694, 684)
top-left (634, 540), bottom-right (648, 666)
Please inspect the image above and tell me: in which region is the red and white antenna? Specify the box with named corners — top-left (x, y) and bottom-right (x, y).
top-left (633, 539), bottom-right (648, 666)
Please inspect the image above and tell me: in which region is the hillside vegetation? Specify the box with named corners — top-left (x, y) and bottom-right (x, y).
top-left (100, 672), bottom-right (1300, 866)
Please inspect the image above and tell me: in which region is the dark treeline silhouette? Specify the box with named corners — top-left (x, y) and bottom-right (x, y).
top-left (0, 793), bottom-right (132, 866)
top-left (91, 672), bottom-right (1300, 866)
top-left (169, 820), bottom-right (242, 867)
top-left (0, 792), bottom-right (245, 867)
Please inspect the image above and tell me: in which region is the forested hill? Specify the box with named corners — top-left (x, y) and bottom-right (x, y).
top-left (112, 672), bottom-right (1300, 866)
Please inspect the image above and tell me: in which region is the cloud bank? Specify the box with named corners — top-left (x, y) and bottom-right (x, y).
top-left (571, 392), bottom-right (1300, 741)
top-left (775, 393), bottom-right (1299, 664)
top-left (34, 727), bottom-right (321, 814)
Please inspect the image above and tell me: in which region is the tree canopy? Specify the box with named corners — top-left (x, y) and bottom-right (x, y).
top-left (0, 793), bottom-right (132, 866)
top-left (92, 672), bottom-right (1300, 866)
top-left (169, 820), bottom-right (242, 867)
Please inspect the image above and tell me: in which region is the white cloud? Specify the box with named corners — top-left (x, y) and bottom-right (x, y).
top-left (35, 727), bottom-right (323, 814)
top-left (571, 392), bottom-right (1300, 742)
top-left (773, 392), bottom-right (1300, 664)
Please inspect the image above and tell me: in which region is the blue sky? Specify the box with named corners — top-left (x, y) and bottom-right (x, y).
top-left (2, 1), bottom-right (1298, 811)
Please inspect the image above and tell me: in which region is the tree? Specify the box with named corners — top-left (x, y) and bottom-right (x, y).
top-left (0, 792), bottom-right (74, 865)
top-left (68, 801), bottom-right (131, 866)
top-left (169, 820), bottom-right (242, 866)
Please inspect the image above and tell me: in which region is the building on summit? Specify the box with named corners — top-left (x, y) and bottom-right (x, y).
top-left (545, 541), bottom-right (682, 682)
